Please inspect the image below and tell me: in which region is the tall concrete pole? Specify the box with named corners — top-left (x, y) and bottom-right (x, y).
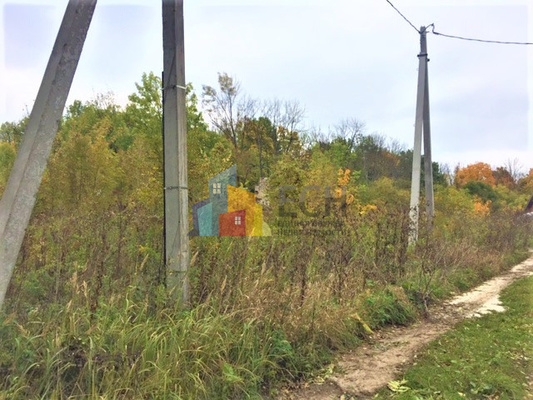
top-left (162, 0), bottom-right (189, 305)
top-left (409, 26), bottom-right (428, 243)
top-left (423, 59), bottom-right (435, 225)
top-left (0, 0), bottom-right (97, 309)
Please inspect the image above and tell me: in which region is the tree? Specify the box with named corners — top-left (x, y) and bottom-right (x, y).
top-left (261, 98), bottom-right (305, 138)
top-left (518, 168), bottom-right (533, 193)
top-left (493, 166), bottom-right (515, 189)
top-left (201, 72), bottom-right (256, 149)
top-left (503, 158), bottom-right (524, 183)
top-left (127, 72), bottom-right (162, 123)
top-left (63, 93), bottom-right (130, 151)
top-left (261, 99), bottom-right (305, 157)
top-left (41, 116), bottom-right (121, 212)
top-left (422, 160), bottom-right (448, 187)
top-left (0, 119), bottom-right (27, 145)
top-left (0, 142), bottom-right (16, 193)
top-left (0, 118), bottom-right (27, 194)
top-left (353, 134), bottom-right (400, 182)
top-left (333, 118), bottom-right (365, 152)
top-left (455, 162), bottom-right (495, 187)
top-left (125, 72), bottom-right (163, 155)
top-left (201, 73), bottom-right (306, 189)
top-left (463, 181), bottom-right (498, 205)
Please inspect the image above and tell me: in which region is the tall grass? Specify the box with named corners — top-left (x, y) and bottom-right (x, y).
top-left (1, 201), bottom-right (531, 398)
top-left (0, 293), bottom-right (300, 399)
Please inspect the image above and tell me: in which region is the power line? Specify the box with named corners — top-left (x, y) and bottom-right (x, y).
top-left (430, 26), bottom-right (533, 46)
top-left (385, 1), bottom-right (533, 46)
top-left (385, 0), bottom-right (420, 34)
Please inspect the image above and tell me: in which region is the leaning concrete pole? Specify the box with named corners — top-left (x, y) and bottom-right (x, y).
top-left (409, 26), bottom-right (428, 244)
top-left (162, 0), bottom-right (190, 306)
top-left (0, 0), bottom-right (97, 309)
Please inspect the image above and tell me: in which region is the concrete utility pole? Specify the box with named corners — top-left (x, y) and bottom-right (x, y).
top-left (0, 0), bottom-right (96, 309)
top-left (162, 0), bottom-right (190, 305)
top-left (409, 25), bottom-right (434, 243)
top-left (422, 55), bottom-right (435, 225)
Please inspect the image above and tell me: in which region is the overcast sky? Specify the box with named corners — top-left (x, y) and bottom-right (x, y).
top-left (1, 0), bottom-right (532, 172)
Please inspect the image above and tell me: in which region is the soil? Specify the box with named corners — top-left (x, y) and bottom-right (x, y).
top-left (276, 256), bottom-right (533, 400)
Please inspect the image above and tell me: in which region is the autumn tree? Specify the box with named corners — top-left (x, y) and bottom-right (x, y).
top-left (492, 166), bottom-right (515, 189)
top-left (455, 162), bottom-right (495, 187)
top-left (518, 168), bottom-right (533, 193)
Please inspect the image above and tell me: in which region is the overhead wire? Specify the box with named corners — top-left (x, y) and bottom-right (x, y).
top-left (385, 0), bottom-right (420, 33)
top-left (385, 0), bottom-right (533, 45)
top-left (430, 26), bottom-right (533, 45)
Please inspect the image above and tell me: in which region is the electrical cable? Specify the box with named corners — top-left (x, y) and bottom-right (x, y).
top-left (385, 0), bottom-right (420, 33)
top-left (385, 1), bottom-right (533, 46)
top-left (430, 25), bottom-right (533, 45)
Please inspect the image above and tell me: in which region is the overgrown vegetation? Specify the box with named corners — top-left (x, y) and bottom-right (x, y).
top-left (376, 275), bottom-right (533, 399)
top-left (0, 72), bottom-right (532, 398)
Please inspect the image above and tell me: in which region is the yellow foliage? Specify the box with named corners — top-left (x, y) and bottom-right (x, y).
top-left (346, 193), bottom-right (355, 205)
top-left (473, 199), bottom-right (491, 216)
top-left (337, 168), bottom-right (351, 187)
top-left (359, 204), bottom-right (378, 215)
top-left (455, 162), bottom-right (495, 187)
top-left (41, 117), bottom-right (121, 212)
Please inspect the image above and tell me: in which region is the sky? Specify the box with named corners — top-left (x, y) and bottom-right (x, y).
top-left (1, 0), bottom-right (532, 173)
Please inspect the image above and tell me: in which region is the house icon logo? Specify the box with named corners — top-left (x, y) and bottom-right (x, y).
top-left (190, 165), bottom-right (271, 237)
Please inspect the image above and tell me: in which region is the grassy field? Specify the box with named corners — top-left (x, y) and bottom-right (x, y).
top-left (375, 275), bottom-right (533, 399)
top-left (0, 233), bottom-right (530, 399)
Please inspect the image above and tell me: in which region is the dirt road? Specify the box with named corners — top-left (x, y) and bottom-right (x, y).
top-left (278, 256), bottom-right (533, 399)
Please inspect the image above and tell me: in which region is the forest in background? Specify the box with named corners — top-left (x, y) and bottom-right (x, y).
top-left (0, 72), bottom-right (532, 399)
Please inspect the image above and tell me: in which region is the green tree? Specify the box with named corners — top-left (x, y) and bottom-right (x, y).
top-left (463, 181), bottom-right (499, 205)
top-left (124, 72), bottom-right (163, 160)
top-left (353, 134), bottom-right (399, 182)
top-left (0, 118), bottom-right (27, 145)
top-left (0, 141), bottom-right (16, 193)
top-left (63, 94), bottom-right (131, 151)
